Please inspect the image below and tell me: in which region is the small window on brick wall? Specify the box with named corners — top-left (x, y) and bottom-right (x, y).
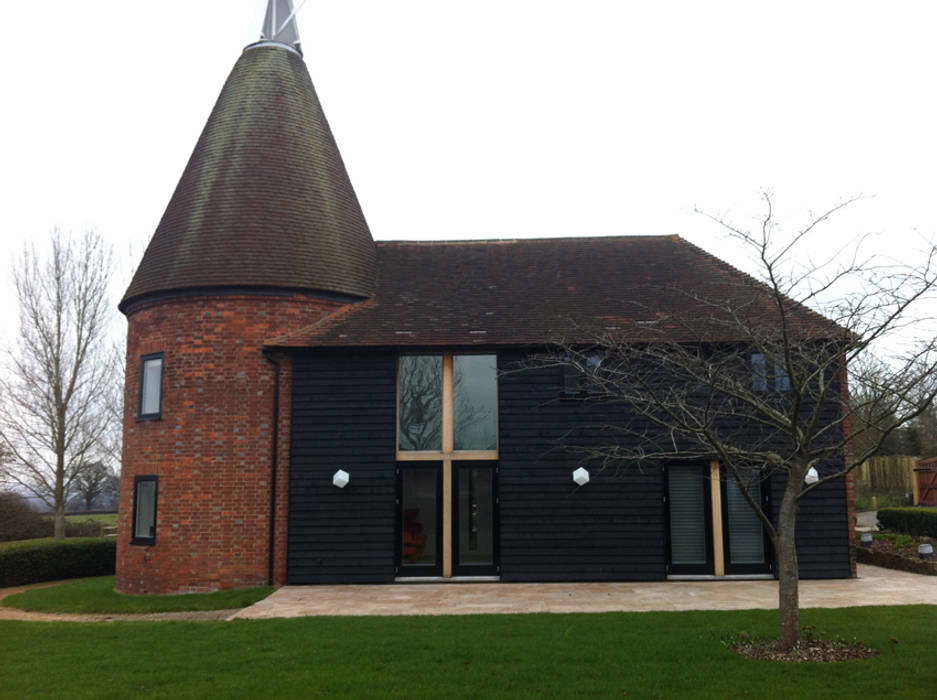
top-left (139, 353), bottom-right (164, 420)
top-left (132, 476), bottom-right (158, 545)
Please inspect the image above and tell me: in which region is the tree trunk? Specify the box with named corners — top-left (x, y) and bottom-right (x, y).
top-left (53, 502), bottom-right (66, 540)
top-left (776, 485), bottom-right (800, 651)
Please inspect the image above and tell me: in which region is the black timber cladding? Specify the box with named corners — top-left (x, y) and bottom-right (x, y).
top-left (288, 349), bottom-right (397, 583)
top-left (497, 352), bottom-right (668, 581)
top-left (769, 474), bottom-right (851, 579)
top-left (287, 348), bottom-right (852, 582)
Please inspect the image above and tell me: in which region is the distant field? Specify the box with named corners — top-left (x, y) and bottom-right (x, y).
top-left (60, 513), bottom-right (118, 527)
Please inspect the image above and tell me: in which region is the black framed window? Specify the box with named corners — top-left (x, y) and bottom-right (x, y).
top-left (752, 353), bottom-right (790, 392)
top-left (131, 476), bottom-right (158, 545)
top-left (139, 353), bottom-right (164, 419)
top-left (774, 364), bottom-right (791, 391)
top-left (751, 353), bottom-right (768, 391)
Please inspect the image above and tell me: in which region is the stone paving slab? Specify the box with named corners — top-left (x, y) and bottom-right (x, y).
top-left (231, 564), bottom-right (937, 620)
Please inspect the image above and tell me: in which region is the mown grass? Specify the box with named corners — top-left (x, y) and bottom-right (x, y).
top-left (2, 577), bottom-right (273, 613)
top-left (62, 513), bottom-right (118, 527)
top-left (0, 606), bottom-right (934, 699)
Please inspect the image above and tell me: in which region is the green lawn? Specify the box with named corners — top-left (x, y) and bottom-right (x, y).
top-left (2, 577), bottom-right (273, 613)
top-left (62, 513), bottom-right (118, 527)
top-left (0, 606), bottom-right (934, 699)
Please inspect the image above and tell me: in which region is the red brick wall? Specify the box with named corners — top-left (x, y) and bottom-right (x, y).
top-left (116, 293), bottom-right (348, 593)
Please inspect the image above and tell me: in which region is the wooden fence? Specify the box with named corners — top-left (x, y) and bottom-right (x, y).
top-left (854, 456), bottom-right (916, 493)
top-left (914, 458), bottom-right (937, 506)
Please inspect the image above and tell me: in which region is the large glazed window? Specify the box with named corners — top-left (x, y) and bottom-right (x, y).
top-left (453, 355), bottom-right (498, 450)
top-left (398, 353), bottom-right (497, 454)
top-left (398, 355), bottom-right (443, 451)
top-left (139, 353), bottom-right (164, 419)
top-left (132, 476), bottom-right (158, 545)
top-left (397, 353), bottom-right (499, 578)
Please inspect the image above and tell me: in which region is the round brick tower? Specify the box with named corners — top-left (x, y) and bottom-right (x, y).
top-left (116, 5), bottom-right (377, 593)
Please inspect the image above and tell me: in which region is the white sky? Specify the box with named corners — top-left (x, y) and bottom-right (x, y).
top-left (2, 1), bottom-right (936, 342)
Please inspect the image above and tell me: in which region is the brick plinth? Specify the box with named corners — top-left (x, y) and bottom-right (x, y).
top-left (116, 293), bottom-right (348, 593)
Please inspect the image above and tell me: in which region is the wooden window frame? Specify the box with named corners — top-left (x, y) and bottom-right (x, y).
top-left (397, 352), bottom-right (499, 577)
top-left (396, 353), bottom-right (499, 462)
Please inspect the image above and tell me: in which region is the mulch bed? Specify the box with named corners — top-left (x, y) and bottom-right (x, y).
top-left (856, 534), bottom-right (937, 575)
top-left (733, 638), bottom-right (880, 663)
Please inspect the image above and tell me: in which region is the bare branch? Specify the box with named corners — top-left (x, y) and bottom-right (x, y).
top-left (0, 230), bottom-right (119, 537)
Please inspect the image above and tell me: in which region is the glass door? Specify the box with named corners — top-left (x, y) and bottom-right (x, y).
top-left (667, 464), bottom-right (714, 575)
top-left (397, 464), bottom-right (442, 576)
top-left (722, 476), bottom-right (772, 575)
top-left (452, 463), bottom-right (498, 576)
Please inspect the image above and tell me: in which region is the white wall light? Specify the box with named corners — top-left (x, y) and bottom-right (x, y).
top-left (333, 469), bottom-right (350, 488)
top-left (804, 467), bottom-right (819, 485)
top-left (572, 467), bottom-right (590, 486)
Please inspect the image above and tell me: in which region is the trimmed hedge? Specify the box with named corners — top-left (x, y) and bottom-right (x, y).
top-left (877, 507), bottom-right (937, 538)
top-left (0, 538), bottom-right (116, 588)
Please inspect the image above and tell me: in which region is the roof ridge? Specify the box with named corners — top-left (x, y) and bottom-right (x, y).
top-left (376, 234), bottom-right (680, 247)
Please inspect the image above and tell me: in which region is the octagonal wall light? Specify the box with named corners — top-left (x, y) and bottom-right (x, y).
top-left (572, 467), bottom-right (590, 486)
top-left (804, 467), bottom-right (819, 485)
top-left (332, 469), bottom-right (350, 489)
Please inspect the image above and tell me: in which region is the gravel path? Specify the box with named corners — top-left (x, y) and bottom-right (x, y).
top-left (0, 581), bottom-right (238, 623)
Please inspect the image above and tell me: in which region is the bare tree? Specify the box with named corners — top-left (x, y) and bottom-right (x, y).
top-left (69, 460), bottom-right (118, 512)
top-left (0, 230), bottom-right (117, 539)
top-left (535, 195), bottom-right (937, 651)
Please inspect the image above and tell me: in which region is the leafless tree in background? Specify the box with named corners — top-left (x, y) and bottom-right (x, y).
top-left (69, 460), bottom-right (119, 512)
top-left (0, 230), bottom-right (118, 539)
top-left (536, 195), bottom-right (937, 651)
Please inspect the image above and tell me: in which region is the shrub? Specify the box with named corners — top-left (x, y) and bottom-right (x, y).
top-left (64, 520), bottom-right (104, 538)
top-left (0, 492), bottom-right (49, 542)
top-left (877, 507), bottom-right (937, 538)
top-left (0, 538), bottom-right (116, 588)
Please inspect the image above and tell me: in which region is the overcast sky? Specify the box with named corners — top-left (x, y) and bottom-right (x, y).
top-left (2, 1), bottom-right (936, 342)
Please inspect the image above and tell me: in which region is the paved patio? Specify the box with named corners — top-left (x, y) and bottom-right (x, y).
top-left (231, 564), bottom-right (937, 620)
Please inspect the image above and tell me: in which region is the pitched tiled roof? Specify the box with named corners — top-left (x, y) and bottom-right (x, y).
top-left (268, 235), bottom-right (839, 347)
top-left (120, 43), bottom-right (376, 312)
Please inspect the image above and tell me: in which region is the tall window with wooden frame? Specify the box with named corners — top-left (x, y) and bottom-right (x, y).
top-left (397, 353), bottom-right (499, 578)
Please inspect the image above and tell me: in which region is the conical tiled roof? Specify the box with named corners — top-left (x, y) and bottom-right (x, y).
top-left (121, 42), bottom-right (377, 311)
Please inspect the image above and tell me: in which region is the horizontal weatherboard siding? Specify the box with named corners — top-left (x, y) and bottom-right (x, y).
top-left (285, 348), bottom-right (852, 584)
top-left (288, 350), bottom-right (397, 583)
top-left (498, 352), bottom-right (667, 581)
